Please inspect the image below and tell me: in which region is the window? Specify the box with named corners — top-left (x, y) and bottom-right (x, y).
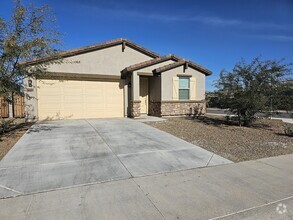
top-left (179, 77), bottom-right (190, 100)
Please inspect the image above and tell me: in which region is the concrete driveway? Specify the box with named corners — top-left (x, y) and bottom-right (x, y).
top-left (0, 118), bottom-right (231, 198)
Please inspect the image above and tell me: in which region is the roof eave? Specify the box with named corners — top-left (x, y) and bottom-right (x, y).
top-left (153, 61), bottom-right (212, 76)
top-left (20, 38), bottom-right (160, 66)
top-left (122, 54), bottom-right (180, 74)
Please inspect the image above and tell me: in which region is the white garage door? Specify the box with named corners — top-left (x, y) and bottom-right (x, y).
top-left (37, 79), bottom-right (124, 120)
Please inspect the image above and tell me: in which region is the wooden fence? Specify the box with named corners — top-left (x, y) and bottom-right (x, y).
top-left (0, 95), bottom-right (25, 118)
top-left (13, 95), bottom-right (25, 118)
top-left (0, 97), bottom-right (9, 118)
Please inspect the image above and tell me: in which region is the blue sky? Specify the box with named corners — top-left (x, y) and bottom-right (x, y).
top-left (1, 0), bottom-right (293, 91)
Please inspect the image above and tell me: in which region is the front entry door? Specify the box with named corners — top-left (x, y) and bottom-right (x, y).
top-left (139, 77), bottom-right (148, 114)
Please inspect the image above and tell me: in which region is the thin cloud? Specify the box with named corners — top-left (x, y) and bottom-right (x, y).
top-left (251, 34), bottom-right (293, 42)
top-left (233, 32), bottom-right (293, 42)
top-left (139, 13), bottom-right (290, 31)
top-left (75, 3), bottom-right (292, 32)
top-left (195, 16), bottom-right (289, 31)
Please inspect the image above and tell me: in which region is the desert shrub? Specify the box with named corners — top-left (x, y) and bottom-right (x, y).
top-left (215, 57), bottom-right (292, 127)
top-left (0, 118), bottom-right (15, 134)
top-left (284, 125), bottom-right (293, 137)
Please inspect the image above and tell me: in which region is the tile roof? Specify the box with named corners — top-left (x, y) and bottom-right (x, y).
top-left (121, 54), bottom-right (180, 74)
top-left (20, 38), bottom-right (212, 75)
top-left (20, 38), bottom-right (160, 66)
top-left (153, 59), bottom-right (212, 75)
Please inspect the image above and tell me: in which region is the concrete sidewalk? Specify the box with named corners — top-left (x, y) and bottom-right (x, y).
top-left (0, 154), bottom-right (292, 220)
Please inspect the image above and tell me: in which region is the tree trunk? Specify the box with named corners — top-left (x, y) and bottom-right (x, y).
top-left (237, 111), bottom-right (241, 126)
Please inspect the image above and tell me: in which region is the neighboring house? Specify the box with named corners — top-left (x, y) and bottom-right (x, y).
top-left (23, 38), bottom-right (212, 120)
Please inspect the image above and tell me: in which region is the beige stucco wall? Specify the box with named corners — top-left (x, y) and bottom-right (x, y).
top-left (131, 60), bottom-right (174, 101)
top-left (123, 78), bottom-right (130, 117)
top-left (24, 77), bottom-right (38, 120)
top-left (161, 66), bottom-right (206, 101)
top-left (25, 44), bottom-right (154, 119)
top-left (131, 72), bottom-right (139, 101)
top-left (46, 45), bottom-right (152, 75)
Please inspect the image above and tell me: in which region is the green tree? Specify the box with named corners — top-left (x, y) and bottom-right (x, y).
top-left (0, 0), bottom-right (62, 98)
top-left (215, 57), bottom-right (292, 126)
top-left (206, 91), bottom-right (221, 108)
top-left (274, 79), bottom-right (293, 113)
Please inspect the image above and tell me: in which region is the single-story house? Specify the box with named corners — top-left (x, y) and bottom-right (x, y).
top-left (23, 38), bottom-right (212, 120)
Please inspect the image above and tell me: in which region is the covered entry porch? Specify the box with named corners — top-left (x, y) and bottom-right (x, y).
top-left (127, 73), bottom-right (161, 118)
top-left (122, 55), bottom-right (208, 118)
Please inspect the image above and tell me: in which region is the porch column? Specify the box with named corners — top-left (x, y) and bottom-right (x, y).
top-left (130, 72), bottom-right (141, 117)
top-left (123, 80), bottom-right (128, 117)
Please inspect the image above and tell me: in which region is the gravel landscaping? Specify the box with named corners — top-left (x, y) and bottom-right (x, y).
top-left (0, 120), bottom-right (33, 160)
top-left (146, 116), bottom-right (293, 162)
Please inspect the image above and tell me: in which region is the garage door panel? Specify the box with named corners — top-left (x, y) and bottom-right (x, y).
top-left (38, 88), bottom-right (60, 95)
top-left (63, 86), bottom-right (83, 92)
top-left (84, 96), bottom-right (104, 101)
top-left (37, 79), bottom-right (124, 120)
top-left (63, 97), bottom-right (83, 103)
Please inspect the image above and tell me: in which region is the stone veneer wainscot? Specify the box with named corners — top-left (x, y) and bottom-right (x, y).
top-left (149, 100), bottom-right (206, 117)
top-left (130, 100), bottom-right (141, 117)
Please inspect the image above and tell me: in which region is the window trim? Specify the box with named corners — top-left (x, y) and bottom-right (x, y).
top-left (179, 77), bottom-right (190, 100)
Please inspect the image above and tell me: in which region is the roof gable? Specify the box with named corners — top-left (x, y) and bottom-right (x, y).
top-left (122, 52), bottom-right (212, 76)
top-left (153, 59), bottom-right (212, 75)
top-left (20, 38), bottom-right (212, 75)
top-left (121, 54), bottom-right (180, 74)
top-left (21, 38), bottom-right (160, 66)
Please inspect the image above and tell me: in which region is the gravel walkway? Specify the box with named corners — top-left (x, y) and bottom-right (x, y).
top-left (146, 116), bottom-right (293, 162)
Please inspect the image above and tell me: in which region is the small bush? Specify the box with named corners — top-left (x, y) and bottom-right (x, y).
top-left (284, 125), bottom-right (293, 137)
top-left (0, 118), bottom-right (15, 134)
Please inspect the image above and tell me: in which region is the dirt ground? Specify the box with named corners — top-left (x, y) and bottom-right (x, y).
top-left (146, 116), bottom-right (293, 162)
top-left (0, 120), bottom-right (33, 160)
